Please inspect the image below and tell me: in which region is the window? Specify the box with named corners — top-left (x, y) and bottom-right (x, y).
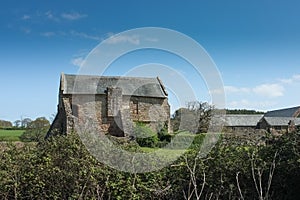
top-left (133, 100), bottom-right (138, 114)
top-left (72, 104), bottom-right (79, 117)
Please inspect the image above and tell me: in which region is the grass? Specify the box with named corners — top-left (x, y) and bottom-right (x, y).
top-left (0, 129), bottom-right (25, 141)
top-left (140, 147), bottom-right (187, 161)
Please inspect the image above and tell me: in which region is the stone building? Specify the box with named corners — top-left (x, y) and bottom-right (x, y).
top-left (257, 117), bottom-right (300, 134)
top-left (258, 106), bottom-right (300, 134)
top-left (221, 107), bottom-right (300, 134)
top-left (47, 73), bottom-right (170, 137)
top-left (223, 114), bottom-right (263, 132)
top-left (264, 106), bottom-right (300, 118)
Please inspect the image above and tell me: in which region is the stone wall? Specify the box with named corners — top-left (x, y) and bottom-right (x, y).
top-left (107, 87), bottom-right (122, 117)
top-left (126, 96), bottom-right (170, 132)
top-left (49, 92), bottom-right (170, 137)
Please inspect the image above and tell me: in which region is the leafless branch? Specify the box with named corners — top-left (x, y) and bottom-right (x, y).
top-left (236, 172), bottom-right (244, 200)
top-left (265, 151), bottom-right (278, 200)
top-left (183, 156), bottom-right (206, 200)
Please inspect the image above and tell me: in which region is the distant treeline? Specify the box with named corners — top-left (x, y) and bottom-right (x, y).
top-left (226, 109), bottom-right (265, 115)
top-left (0, 120), bottom-right (12, 128)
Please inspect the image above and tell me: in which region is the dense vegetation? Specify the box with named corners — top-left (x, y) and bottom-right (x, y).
top-left (0, 120), bottom-right (13, 128)
top-left (0, 117), bottom-right (50, 142)
top-left (0, 130), bottom-right (299, 199)
top-left (19, 117), bottom-right (50, 142)
top-left (226, 109), bottom-right (265, 115)
top-left (0, 105), bottom-right (298, 199)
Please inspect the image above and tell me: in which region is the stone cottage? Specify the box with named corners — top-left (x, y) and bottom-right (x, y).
top-left (47, 73), bottom-right (170, 137)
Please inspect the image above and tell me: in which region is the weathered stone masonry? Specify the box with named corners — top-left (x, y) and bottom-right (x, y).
top-left (47, 73), bottom-right (170, 138)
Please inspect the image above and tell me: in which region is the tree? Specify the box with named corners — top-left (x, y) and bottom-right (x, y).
top-left (171, 101), bottom-right (213, 133)
top-left (21, 118), bottom-right (32, 128)
top-left (0, 120), bottom-right (12, 128)
top-left (14, 120), bottom-right (21, 128)
top-left (226, 109), bottom-right (265, 115)
top-left (20, 117), bottom-right (50, 142)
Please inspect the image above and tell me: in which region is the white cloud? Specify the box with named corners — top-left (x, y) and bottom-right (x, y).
top-left (224, 86), bottom-right (251, 94)
top-left (293, 74), bottom-right (300, 80)
top-left (253, 83), bottom-right (284, 98)
top-left (104, 34), bottom-right (140, 45)
top-left (222, 83), bottom-right (284, 98)
top-left (210, 86), bottom-right (250, 95)
top-left (224, 73), bottom-right (300, 110)
top-left (61, 12), bottom-right (87, 20)
top-left (22, 10), bottom-right (86, 23)
top-left (44, 11), bottom-right (60, 22)
top-left (279, 74), bottom-right (300, 84)
top-left (40, 32), bottom-right (55, 37)
top-left (22, 15), bottom-right (31, 20)
top-left (228, 99), bottom-right (278, 110)
top-left (20, 27), bottom-right (31, 34)
top-left (70, 30), bottom-right (101, 41)
top-left (71, 57), bottom-right (85, 67)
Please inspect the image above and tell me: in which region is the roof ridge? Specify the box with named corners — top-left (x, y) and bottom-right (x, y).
top-left (63, 73), bottom-right (158, 80)
top-left (60, 73), bottom-right (167, 98)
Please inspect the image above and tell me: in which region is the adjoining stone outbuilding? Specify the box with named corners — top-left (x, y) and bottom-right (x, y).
top-left (222, 106), bottom-right (300, 134)
top-left (47, 73), bottom-right (170, 137)
top-left (223, 114), bottom-right (263, 132)
top-left (258, 106), bottom-right (300, 134)
top-left (257, 117), bottom-right (300, 134)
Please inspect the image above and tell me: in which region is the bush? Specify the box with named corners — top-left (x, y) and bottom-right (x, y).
top-left (134, 123), bottom-right (159, 148)
top-left (1, 130), bottom-right (300, 199)
top-left (0, 133), bottom-right (169, 199)
top-left (20, 117), bottom-right (50, 142)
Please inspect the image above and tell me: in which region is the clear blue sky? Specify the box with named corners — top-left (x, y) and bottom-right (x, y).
top-left (1, 0), bottom-right (300, 122)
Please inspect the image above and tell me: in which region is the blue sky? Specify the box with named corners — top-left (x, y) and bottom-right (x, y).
top-left (1, 0), bottom-right (300, 122)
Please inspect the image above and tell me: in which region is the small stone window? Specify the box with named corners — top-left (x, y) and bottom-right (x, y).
top-left (72, 104), bottom-right (79, 118)
top-left (133, 100), bottom-right (138, 114)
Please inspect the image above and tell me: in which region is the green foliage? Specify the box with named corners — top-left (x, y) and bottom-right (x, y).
top-left (0, 133), bottom-right (168, 199)
top-left (134, 122), bottom-right (159, 148)
top-left (226, 109), bottom-right (265, 115)
top-left (171, 101), bottom-right (213, 133)
top-left (0, 120), bottom-right (12, 128)
top-left (20, 117), bottom-right (50, 142)
top-left (0, 129), bottom-right (24, 141)
top-left (260, 132), bottom-right (300, 199)
top-left (0, 131), bottom-right (299, 199)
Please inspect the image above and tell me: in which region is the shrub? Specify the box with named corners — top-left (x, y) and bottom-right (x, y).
top-left (134, 122), bottom-right (159, 148)
top-left (20, 117), bottom-right (50, 142)
top-left (1, 130), bottom-right (300, 199)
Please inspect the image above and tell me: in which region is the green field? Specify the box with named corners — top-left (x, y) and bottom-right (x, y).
top-left (0, 129), bottom-right (24, 141)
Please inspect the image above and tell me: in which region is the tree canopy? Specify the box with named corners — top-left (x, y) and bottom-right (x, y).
top-left (19, 117), bottom-right (50, 142)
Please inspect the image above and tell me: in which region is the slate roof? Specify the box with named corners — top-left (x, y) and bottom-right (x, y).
top-left (262, 117), bottom-right (300, 126)
top-left (224, 115), bottom-right (263, 127)
top-left (60, 73), bottom-right (168, 98)
top-left (264, 106), bottom-right (300, 117)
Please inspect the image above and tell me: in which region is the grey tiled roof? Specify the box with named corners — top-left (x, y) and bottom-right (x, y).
top-left (263, 117), bottom-right (300, 126)
top-left (224, 115), bottom-right (263, 127)
top-left (61, 74), bottom-right (168, 98)
top-left (264, 106), bottom-right (300, 117)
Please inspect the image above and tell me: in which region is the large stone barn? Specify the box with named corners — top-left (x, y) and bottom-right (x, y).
top-left (47, 73), bottom-right (170, 137)
top-left (264, 106), bottom-right (300, 118)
